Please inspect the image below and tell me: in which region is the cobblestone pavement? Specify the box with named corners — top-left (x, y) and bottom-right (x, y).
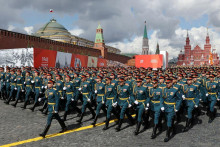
top-left (0, 100), bottom-right (220, 147)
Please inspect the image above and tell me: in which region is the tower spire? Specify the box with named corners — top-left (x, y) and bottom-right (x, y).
top-left (143, 21), bottom-right (148, 39)
top-left (187, 29), bottom-right (189, 37)
top-left (207, 27), bottom-right (209, 36)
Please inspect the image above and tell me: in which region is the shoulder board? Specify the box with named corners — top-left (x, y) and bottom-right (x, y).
top-left (173, 87), bottom-right (178, 90)
top-left (61, 80), bottom-right (63, 82)
top-left (53, 88), bottom-right (57, 90)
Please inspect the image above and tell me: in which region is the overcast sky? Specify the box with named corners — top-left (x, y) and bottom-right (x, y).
top-left (1, 0), bottom-right (220, 59)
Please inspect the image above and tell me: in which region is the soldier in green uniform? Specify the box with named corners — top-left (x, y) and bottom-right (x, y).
top-left (0, 67), bottom-right (6, 100)
top-left (5, 69), bottom-right (17, 104)
top-left (5, 68), bottom-right (11, 100)
top-left (11, 70), bottom-right (24, 107)
top-left (39, 80), bottom-right (67, 138)
top-left (147, 79), bottom-right (163, 139)
top-left (91, 75), bottom-right (106, 125)
top-left (131, 78), bottom-right (149, 135)
top-left (103, 77), bottom-right (119, 130)
top-left (161, 79), bottom-right (182, 142)
top-left (115, 77), bottom-right (135, 132)
top-left (205, 74), bottom-right (220, 123)
top-left (77, 75), bottom-right (95, 123)
top-left (21, 71), bottom-right (33, 109)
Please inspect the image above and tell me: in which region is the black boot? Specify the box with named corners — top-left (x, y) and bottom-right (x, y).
top-left (4, 96), bottom-right (12, 104)
top-left (63, 111), bottom-right (68, 121)
top-left (11, 99), bottom-right (19, 107)
top-left (21, 101), bottom-right (28, 109)
top-left (134, 122), bottom-right (141, 135)
top-left (164, 127), bottom-right (172, 142)
top-left (76, 112), bottom-right (85, 123)
top-left (29, 102), bottom-right (38, 112)
top-left (115, 119), bottom-right (123, 132)
top-left (208, 112), bottom-right (214, 123)
top-left (39, 102), bottom-right (47, 112)
top-left (151, 124), bottom-right (158, 139)
top-left (183, 118), bottom-right (190, 132)
top-left (39, 124), bottom-right (51, 138)
top-left (91, 115), bottom-right (98, 126)
top-left (103, 118), bottom-right (110, 130)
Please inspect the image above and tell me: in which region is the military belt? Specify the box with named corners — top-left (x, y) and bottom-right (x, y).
top-left (185, 98), bottom-right (195, 100)
top-left (208, 92), bottom-right (217, 95)
top-left (48, 103), bottom-right (56, 105)
top-left (17, 84), bottom-right (22, 86)
top-left (97, 94), bottom-right (104, 96)
top-left (26, 85), bottom-right (32, 87)
top-left (66, 92), bottom-right (73, 94)
top-left (119, 97), bottom-right (129, 100)
top-left (107, 97), bottom-right (114, 100)
top-left (164, 101), bottom-right (176, 105)
top-left (76, 87), bottom-right (79, 88)
top-left (35, 87), bottom-right (41, 89)
top-left (151, 100), bottom-right (160, 103)
top-left (82, 93), bottom-right (89, 95)
top-left (11, 83), bottom-right (16, 85)
top-left (137, 100), bottom-right (145, 102)
top-left (58, 90), bottom-right (62, 92)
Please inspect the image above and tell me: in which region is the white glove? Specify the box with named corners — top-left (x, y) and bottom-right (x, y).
top-left (161, 107), bottom-right (165, 111)
top-left (54, 111), bottom-right (58, 113)
top-left (3, 83), bottom-right (5, 85)
top-left (102, 101), bottom-right (105, 104)
top-left (112, 102), bottom-right (117, 107)
top-left (7, 80), bottom-right (9, 82)
top-left (1, 79), bottom-right (3, 82)
top-left (14, 79), bottom-right (17, 81)
top-left (31, 81), bottom-right (34, 83)
top-left (128, 104), bottom-right (132, 108)
top-left (40, 91), bottom-right (42, 94)
top-left (22, 90), bottom-right (24, 92)
top-left (206, 93), bottom-right (209, 97)
top-left (61, 97), bottom-right (64, 100)
top-left (174, 109), bottom-right (178, 112)
top-left (217, 99), bottom-right (220, 101)
top-left (145, 107), bottom-right (149, 111)
top-left (194, 105), bottom-right (198, 108)
top-left (182, 95), bottom-right (186, 100)
top-left (95, 90), bottom-right (97, 94)
top-left (44, 86), bottom-right (47, 89)
top-left (24, 82), bottom-right (26, 84)
top-left (41, 86), bottom-right (44, 89)
top-left (38, 98), bottom-right (42, 102)
top-left (14, 87), bottom-right (17, 90)
top-left (147, 103), bottom-right (149, 107)
top-left (71, 98), bottom-right (74, 101)
top-left (134, 100), bottom-right (138, 105)
top-left (63, 87), bottom-right (67, 90)
top-left (78, 88), bottom-right (82, 91)
top-left (87, 99), bottom-right (91, 102)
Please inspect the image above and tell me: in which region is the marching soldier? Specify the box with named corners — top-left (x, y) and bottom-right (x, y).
top-left (5, 69), bottom-right (17, 104)
top-left (205, 74), bottom-right (220, 123)
top-left (115, 77), bottom-right (135, 132)
top-left (39, 80), bottom-right (67, 138)
top-left (161, 79), bottom-right (182, 142)
top-left (0, 67), bottom-right (6, 100)
top-left (131, 78), bottom-right (148, 135)
top-left (91, 75), bottom-right (106, 125)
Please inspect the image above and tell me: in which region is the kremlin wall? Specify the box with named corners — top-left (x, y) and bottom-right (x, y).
top-left (0, 19), bottom-right (130, 65)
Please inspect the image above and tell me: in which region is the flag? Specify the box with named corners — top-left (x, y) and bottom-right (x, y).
top-left (50, 9), bottom-right (53, 12)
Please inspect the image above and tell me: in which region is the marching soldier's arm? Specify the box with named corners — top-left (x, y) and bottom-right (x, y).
top-left (160, 89), bottom-right (164, 108)
top-left (146, 88), bottom-right (151, 104)
top-left (129, 86), bottom-right (135, 104)
top-left (144, 87), bottom-right (149, 105)
top-left (175, 90), bottom-right (182, 111)
top-left (113, 86), bottom-right (118, 103)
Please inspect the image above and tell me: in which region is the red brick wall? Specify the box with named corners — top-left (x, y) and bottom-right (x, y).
top-left (106, 52), bottom-right (131, 64)
top-left (0, 29), bottom-right (101, 57)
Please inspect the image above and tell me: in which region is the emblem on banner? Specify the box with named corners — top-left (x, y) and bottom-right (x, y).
top-left (75, 58), bottom-right (82, 68)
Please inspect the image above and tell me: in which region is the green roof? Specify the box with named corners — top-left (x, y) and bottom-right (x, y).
top-left (143, 22), bottom-right (148, 38)
top-left (121, 53), bottom-right (138, 57)
top-left (95, 24), bottom-right (104, 43)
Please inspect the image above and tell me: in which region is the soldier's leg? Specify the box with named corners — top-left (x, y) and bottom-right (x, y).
top-left (87, 102), bottom-right (96, 118)
top-left (54, 113), bottom-right (67, 132)
top-left (39, 113), bottom-right (53, 138)
top-left (125, 108), bottom-right (135, 125)
top-left (5, 87), bottom-right (15, 104)
top-left (134, 105), bottom-right (144, 135)
top-left (77, 100), bottom-right (87, 123)
top-left (183, 105), bottom-right (193, 132)
top-left (164, 111), bottom-right (175, 142)
top-left (30, 90), bottom-right (40, 111)
top-left (21, 89), bottom-right (31, 109)
top-left (116, 104), bottom-right (127, 131)
top-left (12, 87), bottom-right (22, 107)
top-left (103, 105), bottom-right (112, 130)
top-left (63, 98), bottom-right (71, 121)
top-left (91, 102), bottom-right (102, 125)
top-left (151, 111), bottom-right (160, 139)
top-left (208, 98), bottom-right (217, 123)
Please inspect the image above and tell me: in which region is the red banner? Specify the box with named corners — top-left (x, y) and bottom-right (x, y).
top-left (71, 54), bottom-right (88, 68)
top-left (34, 48), bottom-right (57, 68)
top-left (97, 58), bottom-right (107, 67)
top-left (135, 54), bottom-right (163, 68)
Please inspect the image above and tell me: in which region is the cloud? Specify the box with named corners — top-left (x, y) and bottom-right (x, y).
top-left (24, 26), bottom-right (34, 35)
top-left (8, 25), bottom-right (15, 31)
top-left (69, 28), bottom-right (84, 36)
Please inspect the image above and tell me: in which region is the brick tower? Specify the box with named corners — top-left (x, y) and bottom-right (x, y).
top-left (184, 30), bottom-right (191, 65)
top-left (93, 24), bottom-right (107, 58)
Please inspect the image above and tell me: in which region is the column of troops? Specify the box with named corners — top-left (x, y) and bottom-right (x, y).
top-left (0, 66), bottom-right (219, 142)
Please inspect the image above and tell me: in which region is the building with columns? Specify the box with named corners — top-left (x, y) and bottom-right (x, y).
top-left (177, 30), bottom-right (219, 66)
